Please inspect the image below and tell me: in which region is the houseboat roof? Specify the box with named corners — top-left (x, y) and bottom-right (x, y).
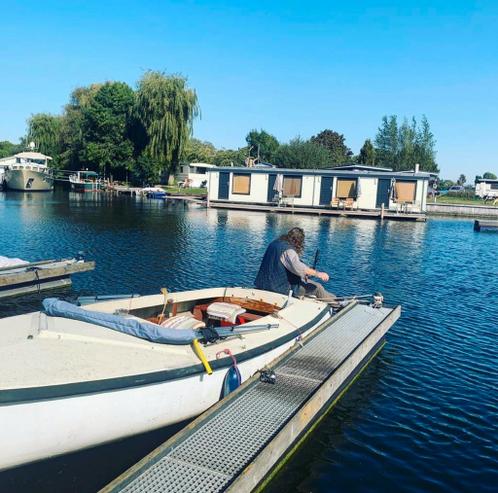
top-left (189, 162), bottom-right (216, 168)
top-left (476, 178), bottom-right (498, 183)
top-left (328, 164), bottom-right (393, 172)
top-left (14, 151), bottom-right (52, 160)
top-left (207, 166), bottom-right (432, 180)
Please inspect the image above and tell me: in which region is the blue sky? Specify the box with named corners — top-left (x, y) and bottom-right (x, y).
top-left (1, 0), bottom-right (497, 179)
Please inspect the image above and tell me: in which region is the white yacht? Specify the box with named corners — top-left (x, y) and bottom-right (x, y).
top-left (4, 151), bottom-right (54, 191)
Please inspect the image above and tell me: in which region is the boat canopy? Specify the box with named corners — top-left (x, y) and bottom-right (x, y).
top-left (42, 298), bottom-right (198, 345)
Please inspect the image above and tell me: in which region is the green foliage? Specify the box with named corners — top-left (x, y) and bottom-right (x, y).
top-left (183, 138), bottom-right (217, 163)
top-left (79, 82), bottom-right (135, 178)
top-left (27, 113), bottom-right (63, 167)
top-left (439, 179), bottom-right (455, 189)
top-left (0, 141), bottom-right (23, 158)
top-left (483, 172), bottom-right (497, 179)
top-left (374, 115), bottom-right (399, 169)
top-left (310, 129), bottom-right (352, 165)
top-left (274, 138), bottom-right (332, 169)
top-left (245, 129), bottom-right (279, 163)
top-left (357, 139), bottom-right (376, 165)
top-left (134, 71), bottom-right (199, 173)
top-left (374, 115), bottom-right (438, 172)
top-left (59, 85), bottom-right (102, 170)
top-left (131, 155), bottom-right (163, 186)
top-left (457, 174), bottom-right (466, 185)
top-left (213, 148), bottom-right (247, 166)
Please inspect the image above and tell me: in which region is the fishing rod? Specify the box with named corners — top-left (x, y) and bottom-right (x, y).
top-left (312, 248), bottom-right (320, 270)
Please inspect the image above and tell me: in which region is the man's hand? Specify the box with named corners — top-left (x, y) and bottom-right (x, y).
top-left (316, 271), bottom-right (329, 282)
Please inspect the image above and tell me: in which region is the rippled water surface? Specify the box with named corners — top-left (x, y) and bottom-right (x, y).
top-left (0, 190), bottom-right (497, 492)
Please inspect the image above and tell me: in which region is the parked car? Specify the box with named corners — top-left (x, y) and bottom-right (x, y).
top-left (448, 185), bottom-right (465, 194)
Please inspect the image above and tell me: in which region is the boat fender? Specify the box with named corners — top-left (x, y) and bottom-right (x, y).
top-left (259, 369), bottom-right (276, 385)
top-left (216, 349), bottom-right (241, 398)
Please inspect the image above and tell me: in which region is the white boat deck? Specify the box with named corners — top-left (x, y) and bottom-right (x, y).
top-left (0, 288), bottom-right (327, 390)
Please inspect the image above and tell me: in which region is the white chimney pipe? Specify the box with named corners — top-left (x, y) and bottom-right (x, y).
top-left (415, 163), bottom-right (420, 173)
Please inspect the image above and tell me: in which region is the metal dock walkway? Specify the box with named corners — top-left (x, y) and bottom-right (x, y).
top-left (102, 302), bottom-right (400, 493)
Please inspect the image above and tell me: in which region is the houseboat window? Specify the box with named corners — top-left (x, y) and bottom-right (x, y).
top-left (282, 176), bottom-right (302, 197)
top-left (395, 181), bottom-right (416, 203)
top-left (490, 182), bottom-right (498, 190)
top-left (193, 167), bottom-right (207, 174)
top-left (232, 173), bottom-right (251, 195)
top-left (336, 179), bottom-right (356, 198)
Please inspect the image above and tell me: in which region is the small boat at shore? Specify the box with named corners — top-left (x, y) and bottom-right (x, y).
top-left (0, 287), bottom-right (334, 471)
top-left (69, 170), bottom-right (105, 192)
top-left (140, 186), bottom-right (167, 199)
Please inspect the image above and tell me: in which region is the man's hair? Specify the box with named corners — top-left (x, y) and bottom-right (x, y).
top-left (279, 227), bottom-right (305, 255)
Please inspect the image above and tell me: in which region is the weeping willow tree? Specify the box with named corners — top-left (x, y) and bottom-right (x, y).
top-left (134, 71), bottom-right (199, 176)
top-left (27, 113), bottom-right (63, 166)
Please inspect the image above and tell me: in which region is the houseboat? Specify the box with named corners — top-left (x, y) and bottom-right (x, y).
top-left (176, 162), bottom-right (216, 188)
top-left (475, 178), bottom-right (498, 199)
top-left (69, 170), bottom-right (104, 192)
top-left (3, 152), bottom-right (54, 191)
top-left (206, 164), bottom-right (431, 219)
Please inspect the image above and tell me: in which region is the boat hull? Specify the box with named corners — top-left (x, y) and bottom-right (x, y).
top-left (0, 308), bottom-right (330, 471)
top-left (5, 169), bottom-right (53, 191)
top-left (70, 181), bottom-right (101, 192)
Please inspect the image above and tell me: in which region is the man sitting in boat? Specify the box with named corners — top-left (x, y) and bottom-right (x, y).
top-left (255, 227), bottom-right (335, 300)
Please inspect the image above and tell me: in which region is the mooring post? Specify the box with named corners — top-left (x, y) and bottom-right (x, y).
top-left (380, 203), bottom-right (385, 221)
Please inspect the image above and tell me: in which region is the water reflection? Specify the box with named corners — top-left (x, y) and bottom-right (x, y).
top-left (0, 193), bottom-right (496, 493)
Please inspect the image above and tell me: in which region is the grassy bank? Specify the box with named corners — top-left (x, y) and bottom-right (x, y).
top-left (164, 186), bottom-right (206, 196)
top-left (429, 195), bottom-right (498, 206)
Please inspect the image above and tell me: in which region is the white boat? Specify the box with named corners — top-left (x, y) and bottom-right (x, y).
top-left (4, 152), bottom-right (54, 191)
top-left (69, 170), bottom-right (105, 192)
top-left (0, 287), bottom-right (332, 471)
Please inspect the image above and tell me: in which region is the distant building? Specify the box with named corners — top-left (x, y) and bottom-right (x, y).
top-left (176, 163), bottom-right (216, 187)
top-left (475, 178), bottom-right (498, 198)
top-left (206, 164), bottom-right (432, 215)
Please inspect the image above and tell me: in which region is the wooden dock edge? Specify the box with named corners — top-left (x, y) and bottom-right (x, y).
top-left (0, 261), bottom-right (95, 299)
top-left (226, 305), bottom-right (401, 493)
top-left (208, 201), bottom-right (426, 222)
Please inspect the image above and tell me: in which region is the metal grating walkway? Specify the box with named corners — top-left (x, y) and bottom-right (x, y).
top-left (105, 303), bottom-right (394, 493)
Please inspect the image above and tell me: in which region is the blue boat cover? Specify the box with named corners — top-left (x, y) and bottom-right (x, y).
top-left (42, 298), bottom-right (198, 345)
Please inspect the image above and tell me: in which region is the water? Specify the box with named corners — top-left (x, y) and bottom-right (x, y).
top-left (0, 190), bottom-right (496, 493)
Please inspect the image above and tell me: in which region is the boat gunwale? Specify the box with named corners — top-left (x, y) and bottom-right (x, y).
top-left (0, 303), bottom-right (332, 406)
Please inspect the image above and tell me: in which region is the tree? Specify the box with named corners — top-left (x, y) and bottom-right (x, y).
top-left (440, 179), bottom-right (455, 190)
top-left (26, 113), bottom-right (63, 166)
top-left (183, 138), bottom-right (217, 164)
top-left (245, 129), bottom-right (279, 163)
top-left (374, 114), bottom-right (438, 172)
top-left (213, 148), bottom-right (247, 167)
top-left (79, 82), bottom-right (135, 178)
top-left (131, 155), bottom-right (163, 185)
top-left (457, 174), bottom-right (466, 186)
top-left (310, 130), bottom-right (352, 165)
top-left (375, 116), bottom-right (399, 169)
top-left (134, 71), bottom-right (199, 175)
top-left (357, 139), bottom-right (376, 165)
top-left (414, 115), bottom-right (438, 173)
top-left (483, 172), bottom-right (497, 179)
top-left (0, 141), bottom-right (23, 158)
top-left (59, 84), bottom-right (102, 170)
top-left (274, 138), bottom-right (332, 169)
top-left (398, 118), bottom-right (417, 170)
